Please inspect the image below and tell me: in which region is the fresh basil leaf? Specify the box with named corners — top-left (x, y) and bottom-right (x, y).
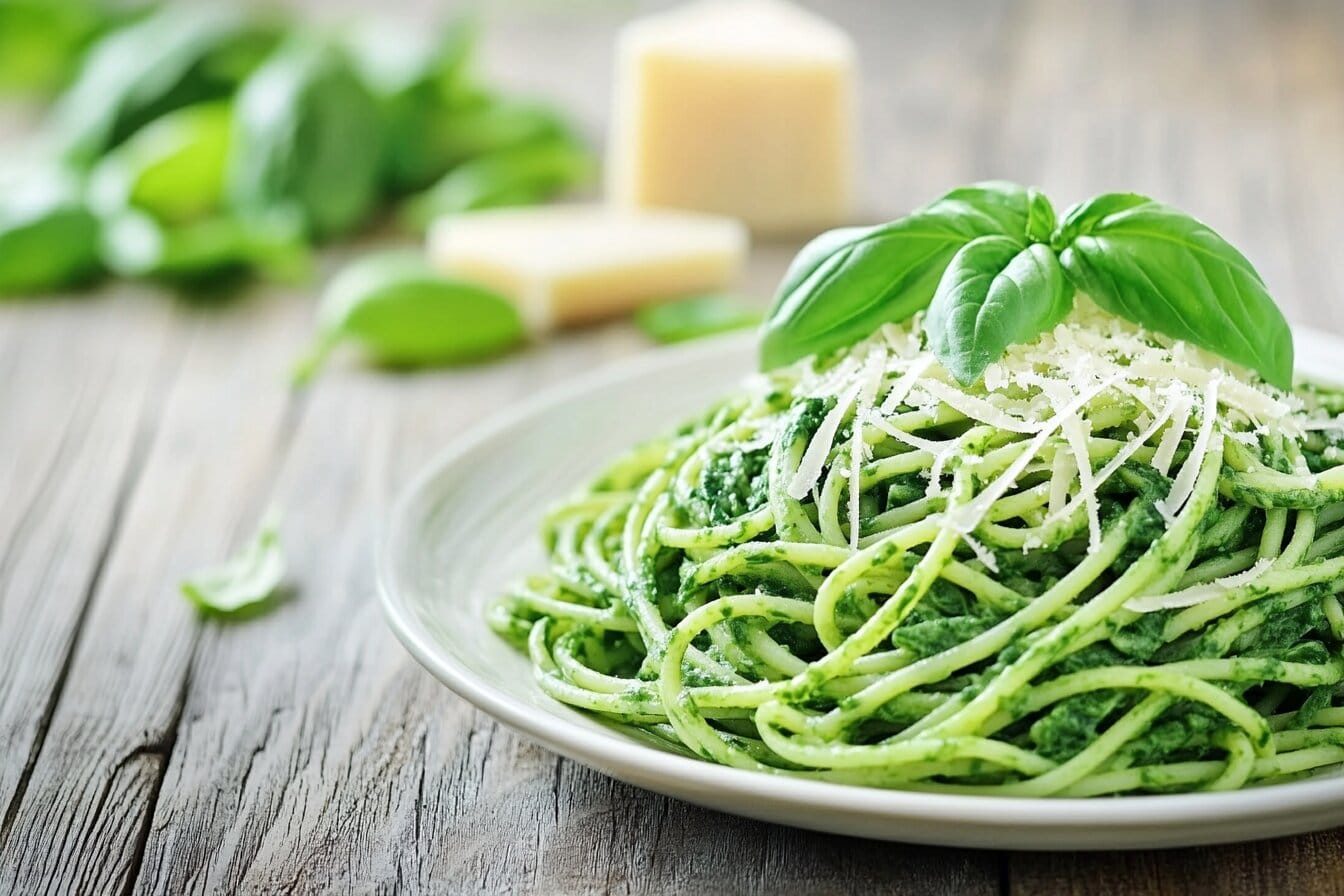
top-left (88, 101), bottom-right (233, 226)
top-left (292, 251), bottom-right (524, 384)
top-left (0, 0), bottom-right (109, 95)
top-left (636, 294), bottom-right (762, 345)
top-left (1053, 192), bottom-right (1148, 247)
top-left (348, 18), bottom-right (478, 193)
top-left (395, 91), bottom-right (576, 194)
top-left (229, 39), bottom-right (383, 240)
top-left (926, 181), bottom-right (1034, 237)
top-left (345, 16), bottom-right (473, 99)
top-left (399, 133), bottom-right (594, 231)
top-left (1058, 196), bottom-right (1293, 389)
top-left (0, 170), bottom-right (102, 296)
top-left (438, 93), bottom-right (573, 159)
top-left (1026, 188), bottom-right (1056, 244)
top-left (761, 182), bottom-right (1045, 369)
top-left (925, 237), bottom-right (1075, 384)
top-left (101, 208), bottom-right (308, 285)
top-left (181, 510), bottom-right (286, 617)
top-left (50, 6), bottom-right (276, 167)
top-left (760, 218), bottom-right (965, 369)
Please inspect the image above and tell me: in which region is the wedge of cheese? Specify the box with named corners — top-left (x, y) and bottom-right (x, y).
top-left (427, 205), bottom-right (748, 333)
top-left (608, 0), bottom-right (856, 235)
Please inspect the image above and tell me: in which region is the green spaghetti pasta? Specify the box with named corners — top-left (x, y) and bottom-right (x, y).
top-left (488, 309), bottom-right (1344, 795)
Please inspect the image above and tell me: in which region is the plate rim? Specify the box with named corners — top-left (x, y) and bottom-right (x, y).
top-left (378, 324), bottom-right (1344, 845)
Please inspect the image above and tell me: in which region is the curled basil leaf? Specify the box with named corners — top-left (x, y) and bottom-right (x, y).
top-left (87, 101), bottom-right (233, 226)
top-left (0, 171), bottom-right (101, 296)
top-left (181, 509), bottom-right (286, 618)
top-left (50, 6), bottom-right (275, 167)
top-left (346, 18), bottom-right (477, 193)
top-left (760, 182), bottom-right (1035, 370)
top-left (400, 133), bottom-right (593, 231)
top-left (1057, 195), bottom-right (1293, 389)
top-left (292, 251), bottom-right (524, 384)
top-left (925, 181), bottom-right (1034, 236)
top-left (925, 237), bottom-right (1075, 385)
top-left (100, 208), bottom-right (308, 285)
top-left (1026, 188), bottom-right (1056, 244)
top-left (764, 181), bottom-right (1295, 387)
top-left (1053, 192), bottom-right (1148, 248)
top-left (229, 39), bottom-right (383, 240)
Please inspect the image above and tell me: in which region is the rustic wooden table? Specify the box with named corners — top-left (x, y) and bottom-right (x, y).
top-left (4, 1), bottom-right (1344, 893)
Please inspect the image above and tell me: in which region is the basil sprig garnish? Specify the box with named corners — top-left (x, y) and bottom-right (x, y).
top-left (924, 237), bottom-right (1075, 386)
top-left (761, 182), bottom-right (1295, 390)
top-left (1056, 195), bottom-right (1292, 389)
top-left (759, 182), bottom-right (1037, 370)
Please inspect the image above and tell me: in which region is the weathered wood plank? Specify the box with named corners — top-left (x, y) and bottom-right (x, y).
top-left (131, 327), bottom-right (634, 896)
top-left (0, 290), bottom-right (309, 895)
top-left (1010, 831), bottom-right (1344, 896)
top-left (0, 293), bottom-right (174, 836)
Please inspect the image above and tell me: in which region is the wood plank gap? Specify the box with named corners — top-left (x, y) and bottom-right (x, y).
top-left (0, 333), bottom-right (186, 850)
top-left (0, 388), bottom-right (87, 583)
top-left (118, 367), bottom-right (317, 895)
top-left (119, 663), bottom-right (192, 896)
top-left (116, 377), bottom-right (316, 896)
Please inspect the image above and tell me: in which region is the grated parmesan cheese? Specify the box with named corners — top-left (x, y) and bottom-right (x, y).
top-left (1158, 376), bottom-right (1220, 522)
top-left (1125, 558), bottom-right (1274, 613)
top-left (782, 306), bottom-right (1311, 559)
top-left (788, 379), bottom-right (862, 500)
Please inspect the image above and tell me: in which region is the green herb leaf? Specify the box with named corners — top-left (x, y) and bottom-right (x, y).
top-left (345, 16), bottom-right (474, 99)
top-left (404, 91), bottom-right (575, 191)
top-left (50, 6), bottom-right (276, 167)
top-left (1026, 187), bottom-right (1056, 244)
top-left (347, 18), bottom-right (478, 193)
top-left (1053, 192), bottom-right (1148, 247)
top-left (0, 170), bottom-right (101, 296)
top-left (400, 134), bottom-right (593, 231)
top-left (759, 182), bottom-right (1034, 370)
top-left (636, 294), bottom-right (762, 345)
top-left (1057, 195), bottom-right (1294, 389)
top-left (293, 251), bottom-right (524, 384)
top-left (181, 510), bottom-right (286, 617)
top-left (925, 237), bottom-right (1075, 384)
top-left (924, 181), bottom-right (1035, 236)
top-left (0, 0), bottom-right (109, 95)
top-left (100, 207), bottom-right (309, 285)
top-left (88, 101), bottom-right (233, 226)
top-left (229, 39), bottom-right (383, 239)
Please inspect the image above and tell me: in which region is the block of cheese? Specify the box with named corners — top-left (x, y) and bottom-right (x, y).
top-left (427, 205), bottom-right (748, 333)
top-left (607, 0), bottom-right (856, 235)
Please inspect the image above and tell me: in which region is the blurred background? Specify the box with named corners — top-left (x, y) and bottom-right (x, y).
top-left (5, 0), bottom-right (1343, 340)
top-left (5, 2), bottom-right (1344, 893)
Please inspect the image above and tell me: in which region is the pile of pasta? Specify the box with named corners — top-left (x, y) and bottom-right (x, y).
top-left (491, 313), bottom-right (1344, 795)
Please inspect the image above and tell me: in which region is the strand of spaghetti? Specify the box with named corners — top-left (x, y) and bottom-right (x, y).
top-left (487, 316), bottom-right (1344, 795)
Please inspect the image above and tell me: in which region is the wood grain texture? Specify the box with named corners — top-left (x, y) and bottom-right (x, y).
top-left (0, 291), bottom-right (307, 895)
top-left (0, 293), bottom-right (173, 832)
top-left (2, 1), bottom-right (1344, 894)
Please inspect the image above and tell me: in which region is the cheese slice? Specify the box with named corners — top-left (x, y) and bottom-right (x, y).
top-left (427, 204), bottom-right (748, 333)
top-left (607, 0), bottom-right (856, 235)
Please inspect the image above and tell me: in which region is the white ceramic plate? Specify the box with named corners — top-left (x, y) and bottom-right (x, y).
top-left (379, 327), bottom-right (1344, 850)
